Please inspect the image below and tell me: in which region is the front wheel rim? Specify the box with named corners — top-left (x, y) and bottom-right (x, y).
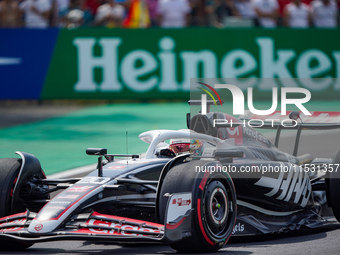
top-left (203, 180), bottom-right (230, 238)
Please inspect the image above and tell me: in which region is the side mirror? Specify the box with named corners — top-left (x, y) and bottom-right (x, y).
top-left (86, 148), bottom-right (107, 177)
top-left (86, 148), bottom-right (107, 156)
top-left (289, 111), bottom-right (300, 121)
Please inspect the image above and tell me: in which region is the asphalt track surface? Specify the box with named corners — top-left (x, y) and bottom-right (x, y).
top-left (1, 102), bottom-right (340, 255)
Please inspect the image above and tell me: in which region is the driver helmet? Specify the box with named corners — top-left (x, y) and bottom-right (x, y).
top-left (169, 139), bottom-right (191, 155)
top-left (169, 139), bottom-right (204, 155)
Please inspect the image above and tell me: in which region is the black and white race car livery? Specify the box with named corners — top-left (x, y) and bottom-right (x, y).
top-left (1, 107), bottom-right (340, 253)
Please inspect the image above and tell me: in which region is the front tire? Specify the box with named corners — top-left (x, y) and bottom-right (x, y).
top-left (0, 158), bottom-right (32, 250)
top-left (0, 158), bottom-right (22, 217)
top-left (158, 160), bottom-right (237, 253)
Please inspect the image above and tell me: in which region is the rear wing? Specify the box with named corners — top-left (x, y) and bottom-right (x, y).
top-left (239, 111), bottom-right (340, 156)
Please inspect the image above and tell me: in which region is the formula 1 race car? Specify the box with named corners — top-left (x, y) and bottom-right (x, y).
top-left (1, 104), bottom-right (340, 253)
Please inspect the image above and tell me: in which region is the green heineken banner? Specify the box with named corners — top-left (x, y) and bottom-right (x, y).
top-left (1, 28), bottom-right (340, 100)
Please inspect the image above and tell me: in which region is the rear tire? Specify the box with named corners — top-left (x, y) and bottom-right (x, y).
top-left (328, 149), bottom-right (340, 222)
top-left (158, 160), bottom-right (237, 253)
top-left (0, 158), bottom-right (33, 250)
